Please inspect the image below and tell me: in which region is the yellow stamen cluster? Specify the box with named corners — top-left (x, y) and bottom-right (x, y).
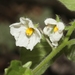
top-left (53, 26), bottom-right (58, 32)
top-left (26, 28), bottom-right (34, 36)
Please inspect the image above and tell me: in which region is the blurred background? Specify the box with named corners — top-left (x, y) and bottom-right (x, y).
top-left (0, 0), bottom-right (75, 75)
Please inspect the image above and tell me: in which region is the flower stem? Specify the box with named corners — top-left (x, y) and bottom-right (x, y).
top-left (45, 37), bottom-right (54, 48)
top-left (39, 28), bottom-right (53, 49)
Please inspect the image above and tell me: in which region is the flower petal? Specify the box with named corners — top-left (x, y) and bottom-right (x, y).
top-left (49, 32), bottom-right (63, 43)
top-left (43, 26), bottom-right (52, 36)
top-left (34, 28), bottom-right (41, 39)
top-left (20, 17), bottom-right (27, 25)
top-left (16, 31), bottom-right (29, 47)
top-left (20, 17), bottom-right (34, 28)
top-left (44, 18), bottom-right (57, 25)
top-left (57, 22), bottom-right (65, 33)
top-left (25, 18), bottom-right (34, 28)
top-left (9, 23), bottom-right (25, 40)
top-left (52, 42), bottom-right (58, 47)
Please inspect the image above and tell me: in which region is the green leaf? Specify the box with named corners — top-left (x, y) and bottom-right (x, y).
top-left (23, 61), bottom-right (32, 68)
top-left (10, 60), bottom-right (21, 69)
top-left (59, 0), bottom-right (75, 11)
top-left (63, 21), bottom-right (75, 62)
top-left (65, 26), bottom-right (71, 30)
top-left (24, 68), bottom-right (33, 75)
top-left (67, 39), bottom-right (75, 48)
top-left (4, 60), bottom-right (33, 75)
top-left (64, 39), bottom-right (75, 62)
top-left (4, 60), bottom-right (24, 75)
top-left (66, 45), bottom-right (75, 62)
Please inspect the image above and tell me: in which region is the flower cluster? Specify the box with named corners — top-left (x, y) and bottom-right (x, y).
top-left (9, 17), bottom-right (65, 50)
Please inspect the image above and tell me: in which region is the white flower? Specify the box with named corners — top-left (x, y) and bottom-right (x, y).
top-left (9, 17), bottom-right (41, 50)
top-left (43, 18), bottom-right (65, 47)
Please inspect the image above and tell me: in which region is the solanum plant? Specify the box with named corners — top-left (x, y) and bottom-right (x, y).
top-left (4, 0), bottom-right (75, 75)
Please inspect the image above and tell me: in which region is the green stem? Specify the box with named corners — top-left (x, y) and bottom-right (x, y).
top-left (39, 28), bottom-right (53, 49)
top-left (32, 40), bottom-right (67, 74)
top-left (32, 21), bottom-right (75, 75)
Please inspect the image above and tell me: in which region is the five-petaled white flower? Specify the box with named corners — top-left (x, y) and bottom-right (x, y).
top-left (43, 18), bottom-right (65, 47)
top-left (9, 17), bottom-right (41, 50)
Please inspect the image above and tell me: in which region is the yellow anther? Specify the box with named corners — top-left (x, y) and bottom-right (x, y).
top-left (53, 26), bottom-right (58, 32)
top-left (26, 28), bottom-right (34, 36)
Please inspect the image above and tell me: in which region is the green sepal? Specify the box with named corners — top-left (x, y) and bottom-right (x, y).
top-left (56, 15), bottom-right (60, 22)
